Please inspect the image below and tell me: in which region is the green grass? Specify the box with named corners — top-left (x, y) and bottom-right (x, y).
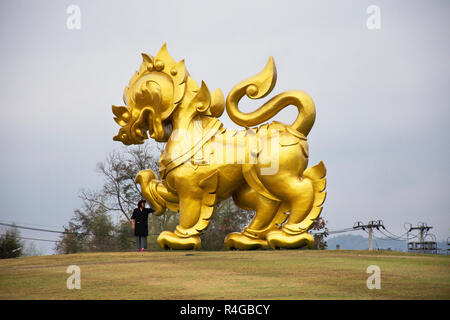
top-left (0, 250), bottom-right (449, 299)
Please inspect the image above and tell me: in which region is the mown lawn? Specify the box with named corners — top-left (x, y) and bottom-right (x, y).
top-left (0, 250), bottom-right (448, 299)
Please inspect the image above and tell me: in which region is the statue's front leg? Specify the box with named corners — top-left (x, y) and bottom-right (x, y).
top-left (158, 170), bottom-right (219, 250)
top-left (136, 169), bottom-right (203, 250)
top-left (157, 195), bottom-right (203, 250)
top-left (135, 170), bottom-right (179, 215)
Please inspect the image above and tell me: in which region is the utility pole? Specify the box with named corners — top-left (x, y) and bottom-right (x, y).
top-left (407, 223), bottom-right (433, 253)
top-left (368, 228), bottom-right (373, 251)
top-left (353, 220), bottom-right (384, 251)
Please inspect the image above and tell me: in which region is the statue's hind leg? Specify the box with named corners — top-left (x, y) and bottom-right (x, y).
top-left (225, 184), bottom-right (282, 250)
top-left (265, 177), bottom-right (315, 249)
top-left (263, 161), bottom-right (326, 250)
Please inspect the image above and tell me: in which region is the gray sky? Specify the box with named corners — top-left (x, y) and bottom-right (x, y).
top-left (1, 0), bottom-right (449, 254)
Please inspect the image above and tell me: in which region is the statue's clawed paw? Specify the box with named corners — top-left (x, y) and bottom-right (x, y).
top-left (135, 170), bottom-right (167, 216)
top-left (157, 231), bottom-right (200, 250)
top-left (266, 230), bottom-right (314, 249)
top-left (224, 232), bottom-right (269, 250)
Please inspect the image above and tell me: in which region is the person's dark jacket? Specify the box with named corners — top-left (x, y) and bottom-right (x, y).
top-left (131, 207), bottom-right (154, 236)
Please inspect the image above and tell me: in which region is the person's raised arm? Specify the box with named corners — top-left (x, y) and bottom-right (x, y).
top-left (146, 203), bottom-right (155, 213)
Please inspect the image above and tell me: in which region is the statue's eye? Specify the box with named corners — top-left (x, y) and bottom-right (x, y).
top-left (122, 112), bottom-right (130, 120)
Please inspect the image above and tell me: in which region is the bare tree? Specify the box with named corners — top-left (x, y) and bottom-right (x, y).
top-left (57, 142), bottom-right (179, 253)
top-left (80, 143), bottom-right (178, 229)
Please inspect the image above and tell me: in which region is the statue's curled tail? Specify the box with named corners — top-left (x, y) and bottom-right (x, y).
top-left (226, 57), bottom-right (316, 139)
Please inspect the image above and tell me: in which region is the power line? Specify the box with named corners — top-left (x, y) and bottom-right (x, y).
top-left (0, 222), bottom-right (75, 235)
top-left (377, 229), bottom-right (409, 241)
top-left (18, 236), bottom-right (58, 243)
top-left (329, 227), bottom-right (357, 234)
top-left (381, 228), bottom-right (409, 240)
top-left (0, 222), bottom-right (159, 237)
top-left (310, 226), bottom-right (358, 236)
top-left (376, 228), bottom-right (421, 242)
top-left (0, 219), bottom-right (63, 230)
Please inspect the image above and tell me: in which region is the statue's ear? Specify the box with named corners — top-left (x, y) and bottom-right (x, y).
top-left (210, 88), bottom-right (225, 117)
top-left (112, 105), bottom-right (130, 126)
top-left (191, 81), bottom-right (211, 113)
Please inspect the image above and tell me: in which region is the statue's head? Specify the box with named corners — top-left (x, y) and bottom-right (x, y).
top-left (113, 44), bottom-right (224, 145)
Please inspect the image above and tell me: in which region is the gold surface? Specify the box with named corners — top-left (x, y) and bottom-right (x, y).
top-left (113, 44), bottom-right (327, 250)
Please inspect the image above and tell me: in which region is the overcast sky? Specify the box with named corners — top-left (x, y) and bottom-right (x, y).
top-left (0, 0), bottom-right (449, 254)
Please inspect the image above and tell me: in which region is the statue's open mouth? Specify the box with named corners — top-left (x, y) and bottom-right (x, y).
top-left (113, 106), bottom-right (172, 145)
top-left (112, 105), bottom-right (150, 145)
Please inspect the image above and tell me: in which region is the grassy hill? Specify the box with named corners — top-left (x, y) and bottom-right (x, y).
top-left (0, 250), bottom-right (449, 299)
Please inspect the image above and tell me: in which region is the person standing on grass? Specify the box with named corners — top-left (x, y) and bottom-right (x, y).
top-left (131, 200), bottom-right (154, 252)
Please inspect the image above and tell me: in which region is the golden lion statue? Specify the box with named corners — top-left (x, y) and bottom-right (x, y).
top-left (112, 44), bottom-right (326, 250)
